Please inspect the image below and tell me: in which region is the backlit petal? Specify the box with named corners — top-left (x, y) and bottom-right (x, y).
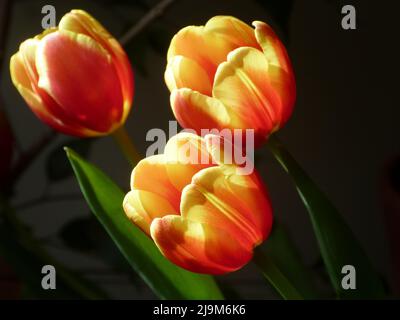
top-left (253, 21), bottom-right (291, 72)
top-left (204, 133), bottom-right (255, 171)
top-left (253, 21), bottom-right (296, 125)
top-left (163, 132), bottom-right (214, 192)
top-left (36, 30), bottom-right (124, 133)
top-left (130, 155), bottom-right (181, 212)
top-left (213, 47), bottom-right (283, 139)
top-left (167, 25), bottom-right (227, 81)
top-left (167, 16), bottom-right (259, 83)
top-left (165, 56), bottom-right (212, 96)
top-left (59, 10), bottom-right (134, 123)
top-left (170, 88), bottom-right (230, 135)
top-left (123, 190), bottom-right (178, 236)
top-left (150, 215), bottom-right (253, 274)
top-left (205, 16), bottom-right (259, 49)
top-left (181, 166), bottom-right (272, 247)
top-left (10, 50), bottom-right (95, 136)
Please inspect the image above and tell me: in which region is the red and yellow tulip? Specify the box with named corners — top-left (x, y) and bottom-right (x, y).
top-left (10, 10), bottom-right (133, 137)
top-left (165, 16), bottom-right (296, 146)
top-left (123, 132), bottom-right (273, 274)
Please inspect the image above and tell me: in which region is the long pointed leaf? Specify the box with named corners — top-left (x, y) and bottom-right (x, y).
top-left (262, 222), bottom-right (320, 299)
top-left (267, 136), bottom-right (385, 298)
top-left (66, 148), bottom-right (223, 299)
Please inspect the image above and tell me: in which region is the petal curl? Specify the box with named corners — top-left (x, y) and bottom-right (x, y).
top-left (130, 155), bottom-right (181, 212)
top-left (163, 132), bottom-right (214, 192)
top-left (165, 56), bottom-right (212, 96)
top-left (170, 88), bottom-right (231, 135)
top-left (167, 16), bottom-right (259, 83)
top-left (213, 47), bottom-right (284, 139)
top-left (123, 190), bottom-right (178, 236)
top-left (206, 16), bottom-right (259, 49)
top-left (181, 166), bottom-right (272, 247)
top-left (150, 215), bottom-right (253, 274)
top-left (252, 21), bottom-right (291, 72)
top-left (253, 21), bottom-right (296, 125)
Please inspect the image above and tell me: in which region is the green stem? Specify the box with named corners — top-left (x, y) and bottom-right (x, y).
top-left (112, 126), bottom-right (142, 166)
top-left (253, 247), bottom-right (303, 300)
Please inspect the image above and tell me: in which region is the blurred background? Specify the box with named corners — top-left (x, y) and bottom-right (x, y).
top-left (0, 0), bottom-right (399, 299)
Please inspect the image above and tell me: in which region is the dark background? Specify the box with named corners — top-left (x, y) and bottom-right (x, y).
top-left (0, 0), bottom-right (399, 298)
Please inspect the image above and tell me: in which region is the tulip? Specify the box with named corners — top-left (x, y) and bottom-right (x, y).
top-left (10, 10), bottom-right (133, 137)
top-left (123, 132), bottom-right (273, 274)
top-left (165, 16), bottom-right (296, 146)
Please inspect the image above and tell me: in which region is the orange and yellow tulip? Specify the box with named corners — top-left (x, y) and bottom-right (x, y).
top-left (123, 132), bottom-right (273, 274)
top-left (10, 10), bottom-right (133, 137)
top-left (165, 16), bottom-right (296, 146)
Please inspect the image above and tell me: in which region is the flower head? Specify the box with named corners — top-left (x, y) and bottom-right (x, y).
top-left (165, 16), bottom-right (296, 146)
top-left (123, 132), bottom-right (273, 274)
top-left (10, 10), bottom-right (134, 137)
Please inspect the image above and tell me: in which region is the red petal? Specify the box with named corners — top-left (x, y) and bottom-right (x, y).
top-left (36, 31), bottom-right (124, 133)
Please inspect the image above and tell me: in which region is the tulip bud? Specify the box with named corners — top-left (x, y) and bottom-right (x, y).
top-left (10, 10), bottom-right (134, 137)
top-left (0, 105), bottom-right (14, 188)
top-left (165, 16), bottom-right (296, 146)
top-left (123, 132), bottom-right (273, 274)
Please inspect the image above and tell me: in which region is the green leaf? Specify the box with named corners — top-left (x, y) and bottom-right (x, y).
top-left (65, 147), bottom-right (223, 300)
top-left (267, 136), bottom-right (385, 298)
top-left (262, 222), bottom-right (320, 299)
top-left (46, 139), bottom-right (94, 181)
top-left (253, 246), bottom-right (303, 299)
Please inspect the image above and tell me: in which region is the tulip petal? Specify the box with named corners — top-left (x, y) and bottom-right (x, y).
top-left (150, 215), bottom-right (253, 274)
top-left (59, 10), bottom-right (133, 122)
top-left (205, 16), bottom-right (259, 49)
top-left (36, 30), bottom-right (124, 133)
top-left (59, 10), bottom-right (114, 53)
top-left (252, 21), bottom-right (291, 73)
top-left (213, 47), bottom-right (285, 139)
top-left (167, 26), bottom-right (227, 81)
top-left (170, 88), bottom-right (230, 135)
top-left (130, 155), bottom-right (181, 212)
top-left (163, 132), bottom-right (214, 192)
top-left (204, 133), bottom-right (255, 170)
top-left (165, 56), bottom-right (212, 96)
top-left (123, 190), bottom-right (178, 236)
top-left (181, 166), bottom-right (272, 248)
top-left (167, 16), bottom-right (258, 83)
top-left (253, 21), bottom-right (296, 125)
top-left (10, 50), bottom-right (95, 136)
